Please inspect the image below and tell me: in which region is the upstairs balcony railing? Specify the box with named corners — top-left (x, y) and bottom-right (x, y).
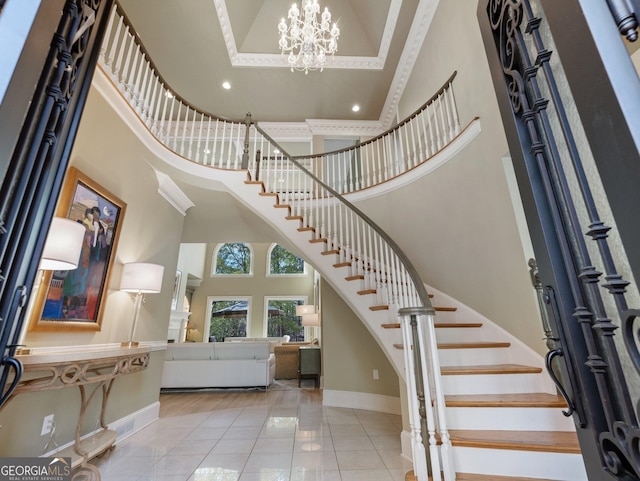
top-left (98, 4), bottom-right (461, 479)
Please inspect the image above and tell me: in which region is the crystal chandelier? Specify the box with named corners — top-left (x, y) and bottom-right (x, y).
top-left (278, 0), bottom-right (340, 74)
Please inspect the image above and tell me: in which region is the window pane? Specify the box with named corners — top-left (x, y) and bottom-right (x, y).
top-left (216, 243), bottom-right (251, 274)
top-left (209, 300), bottom-right (248, 341)
top-left (267, 299), bottom-right (304, 341)
top-left (270, 244), bottom-right (304, 274)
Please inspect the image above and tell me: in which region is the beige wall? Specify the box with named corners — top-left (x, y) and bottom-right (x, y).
top-left (0, 88), bottom-right (183, 456)
top-left (321, 280), bottom-right (400, 397)
top-left (358, 0), bottom-right (547, 355)
top-left (189, 243), bottom-right (315, 338)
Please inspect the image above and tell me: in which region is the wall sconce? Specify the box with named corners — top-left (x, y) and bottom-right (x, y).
top-left (39, 217), bottom-right (85, 271)
top-left (120, 262), bottom-right (164, 347)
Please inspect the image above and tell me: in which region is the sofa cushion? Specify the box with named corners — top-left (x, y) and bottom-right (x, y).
top-left (165, 344), bottom-right (214, 360)
top-left (212, 342), bottom-right (270, 360)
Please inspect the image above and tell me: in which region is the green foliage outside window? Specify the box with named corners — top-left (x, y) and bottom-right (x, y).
top-left (215, 243), bottom-right (251, 274)
top-left (270, 244), bottom-right (304, 274)
top-left (209, 300), bottom-right (247, 341)
top-left (267, 299), bottom-right (304, 341)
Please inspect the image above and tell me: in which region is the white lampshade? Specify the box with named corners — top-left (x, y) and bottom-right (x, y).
top-left (301, 313), bottom-right (320, 327)
top-left (120, 262), bottom-right (164, 293)
top-left (39, 217), bottom-right (85, 271)
top-left (296, 304), bottom-right (315, 316)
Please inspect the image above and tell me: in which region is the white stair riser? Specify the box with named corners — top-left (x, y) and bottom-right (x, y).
top-left (445, 406), bottom-right (576, 431)
top-left (435, 327), bottom-right (492, 343)
top-left (452, 446), bottom-right (587, 480)
top-left (441, 373), bottom-right (552, 395)
top-left (438, 347), bottom-right (513, 365)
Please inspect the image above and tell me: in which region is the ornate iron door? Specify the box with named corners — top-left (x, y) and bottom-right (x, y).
top-left (479, 0), bottom-right (640, 479)
top-left (0, 0), bottom-right (113, 407)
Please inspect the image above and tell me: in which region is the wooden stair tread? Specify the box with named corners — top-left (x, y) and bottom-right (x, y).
top-left (438, 341), bottom-right (510, 349)
top-left (322, 249), bottom-right (339, 255)
top-left (286, 215), bottom-right (303, 220)
top-left (370, 305), bottom-right (456, 312)
top-left (358, 289), bottom-right (377, 295)
top-left (382, 322), bottom-right (483, 329)
top-left (298, 226), bottom-right (315, 232)
top-left (456, 474), bottom-right (562, 481)
top-left (334, 262), bottom-right (351, 268)
top-left (345, 275), bottom-right (365, 281)
top-left (441, 364), bottom-right (542, 375)
top-left (449, 429), bottom-right (581, 454)
top-left (408, 470), bottom-right (561, 481)
top-left (435, 322), bottom-right (482, 328)
top-left (309, 238), bottom-right (327, 244)
top-left (445, 393), bottom-right (567, 408)
top-left (393, 342), bottom-right (511, 350)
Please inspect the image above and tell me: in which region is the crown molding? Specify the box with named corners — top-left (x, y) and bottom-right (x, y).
top-left (213, 0), bottom-right (438, 134)
top-left (153, 169), bottom-right (195, 216)
top-left (259, 119), bottom-right (384, 141)
top-left (213, 0), bottom-right (402, 71)
top-left (379, 0), bottom-right (439, 128)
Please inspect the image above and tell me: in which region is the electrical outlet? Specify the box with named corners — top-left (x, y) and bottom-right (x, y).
top-left (41, 414), bottom-right (54, 436)
top-left (373, 369), bottom-right (379, 380)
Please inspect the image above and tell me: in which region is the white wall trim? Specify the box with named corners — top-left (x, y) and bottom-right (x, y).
top-left (43, 401), bottom-right (160, 457)
top-left (109, 401), bottom-right (160, 443)
top-left (401, 429), bottom-right (414, 461)
top-left (322, 389), bottom-right (401, 415)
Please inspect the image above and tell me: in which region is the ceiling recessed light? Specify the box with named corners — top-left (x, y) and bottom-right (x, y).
top-left (352, 104), bottom-right (360, 112)
top-left (222, 81), bottom-right (231, 90)
top-left (274, 148), bottom-right (281, 154)
top-left (165, 91), bottom-right (174, 99)
top-left (204, 148), bottom-right (211, 154)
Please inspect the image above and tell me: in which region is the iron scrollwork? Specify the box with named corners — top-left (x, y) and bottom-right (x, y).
top-left (489, 0), bottom-right (640, 477)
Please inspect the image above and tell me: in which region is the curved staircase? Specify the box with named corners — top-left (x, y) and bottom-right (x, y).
top-left (92, 9), bottom-right (588, 475)
top-left (241, 170), bottom-right (586, 480)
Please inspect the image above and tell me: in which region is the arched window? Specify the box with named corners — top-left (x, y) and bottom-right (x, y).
top-left (268, 243), bottom-right (305, 275)
top-left (212, 243), bottom-right (253, 276)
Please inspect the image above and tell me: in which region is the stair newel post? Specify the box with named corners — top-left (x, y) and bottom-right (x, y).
top-left (241, 113), bottom-right (252, 170)
top-left (399, 307), bottom-right (435, 481)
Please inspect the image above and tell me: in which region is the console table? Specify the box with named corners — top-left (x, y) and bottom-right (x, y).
top-left (3, 346), bottom-right (150, 468)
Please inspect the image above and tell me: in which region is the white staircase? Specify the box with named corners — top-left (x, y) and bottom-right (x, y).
top-left (232, 172), bottom-right (587, 481)
top-left (92, 63), bottom-right (587, 480)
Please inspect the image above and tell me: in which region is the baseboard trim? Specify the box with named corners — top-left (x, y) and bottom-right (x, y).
top-left (322, 389), bottom-right (401, 415)
top-left (108, 401), bottom-right (160, 443)
top-left (43, 401), bottom-right (159, 458)
top-left (401, 429), bottom-right (414, 461)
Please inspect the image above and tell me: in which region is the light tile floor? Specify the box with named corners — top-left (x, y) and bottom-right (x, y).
top-left (89, 388), bottom-right (413, 480)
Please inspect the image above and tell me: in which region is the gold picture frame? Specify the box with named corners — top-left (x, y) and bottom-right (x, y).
top-left (29, 167), bottom-right (126, 332)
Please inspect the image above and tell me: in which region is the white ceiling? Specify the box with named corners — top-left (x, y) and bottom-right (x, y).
top-left (116, 0), bottom-right (434, 127)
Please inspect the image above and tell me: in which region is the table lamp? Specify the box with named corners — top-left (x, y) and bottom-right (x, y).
top-left (120, 262), bottom-right (164, 347)
top-left (39, 217), bottom-right (85, 270)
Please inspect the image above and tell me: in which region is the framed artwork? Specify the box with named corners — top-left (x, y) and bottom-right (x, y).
top-left (171, 270), bottom-right (182, 310)
top-left (29, 167), bottom-right (126, 331)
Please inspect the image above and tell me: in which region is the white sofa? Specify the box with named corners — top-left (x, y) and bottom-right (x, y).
top-left (161, 342), bottom-right (275, 389)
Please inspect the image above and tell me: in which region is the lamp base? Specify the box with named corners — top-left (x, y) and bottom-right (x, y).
top-left (15, 348), bottom-right (31, 355)
top-left (120, 341), bottom-right (139, 348)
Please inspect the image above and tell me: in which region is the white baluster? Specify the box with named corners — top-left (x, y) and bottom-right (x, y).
top-left (179, 104), bottom-right (189, 156)
top-left (448, 82), bottom-right (461, 136)
top-left (119, 31), bottom-right (135, 88)
top-left (101, 4), bottom-right (118, 66)
top-left (172, 101), bottom-right (181, 151)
